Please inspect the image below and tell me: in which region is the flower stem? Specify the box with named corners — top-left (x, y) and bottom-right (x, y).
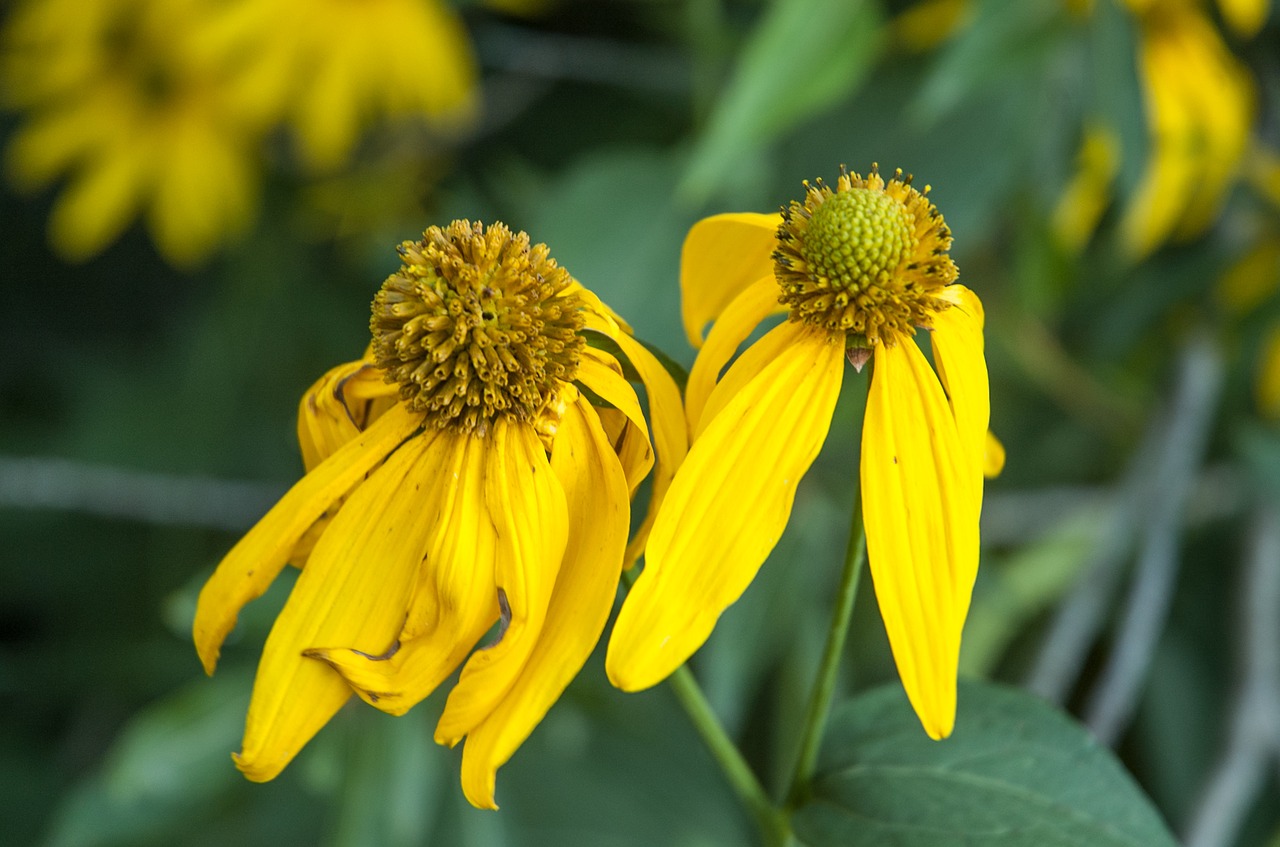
top-left (620, 569), bottom-right (789, 846)
top-left (666, 665), bottom-right (790, 846)
top-left (785, 486), bottom-right (866, 808)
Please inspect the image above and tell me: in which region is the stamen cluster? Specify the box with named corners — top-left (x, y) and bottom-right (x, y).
top-left (371, 220), bottom-right (585, 435)
top-left (774, 164), bottom-right (958, 347)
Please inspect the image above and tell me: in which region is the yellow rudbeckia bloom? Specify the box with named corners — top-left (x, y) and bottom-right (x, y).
top-left (607, 166), bottom-right (991, 740)
top-left (194, 220), bottom-right (684, 809)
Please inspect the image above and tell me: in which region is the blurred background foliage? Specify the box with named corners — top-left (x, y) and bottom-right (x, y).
top-left (2, 0), bottom-right (1279, 844)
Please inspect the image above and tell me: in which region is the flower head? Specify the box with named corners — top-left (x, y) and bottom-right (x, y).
top-left (194, 221), bottom-right (684, 808)
top-left (607, 166), bottom-right (994, 739)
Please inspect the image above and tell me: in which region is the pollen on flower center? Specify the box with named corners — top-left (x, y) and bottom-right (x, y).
top-left (371, 220), bottom-right (585, 435)
top-left (774, 164), bottom-right (959, 347)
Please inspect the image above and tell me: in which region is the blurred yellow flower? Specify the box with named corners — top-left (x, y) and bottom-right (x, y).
top-left (227, 0), bottom-right (479, 172)
top-left (193, 221), bottom-right (685, 808)
top-left (1119, 1), bottom-right (1256, 258)
top-left (607, 167), bottom-right (992, 740)
top-left (2, 0), bottom-right (263, 266)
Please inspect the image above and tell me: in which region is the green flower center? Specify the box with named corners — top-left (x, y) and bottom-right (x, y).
top-left (800, 188), bottom-right (914, 293)
top-left (370, 220), bottom-right (584, 435)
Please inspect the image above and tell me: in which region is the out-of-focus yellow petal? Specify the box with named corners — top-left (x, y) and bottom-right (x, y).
top-left (931, 285), bottom-right (990, 504)
top-left (435, 421), bottom-right (569, 751)
top-left (1217, 0), bottom-right (1269, 38)
top-left (860, 339), bottom-right (977, 741)
top-left (680, 213), bottom-right (780, 348)
top-left (308, 431), bottom-right (499, 714)
top-left (611, 332), bottom-right (689, 566)
top-left (48, 141), bottom-right (152, 262)
top-left (576, 348), bottom-right (653, 492)
top-left (983, 430), bottom-right (1006, 478)
top-left (606, 328), bottom-right (843, 692)
top-left (1051, 124), bottom-right (1120, 253)
top-left (235, 429), bottom-right (439, 781)
top-left (457, 393), bottom-right (629, 809)
top-left (1257, 325), bottom-right (1280, 419)
top-left (892, 0), bottom-right (972, 53)
top-left (1217, 239), bottom-right (1280, 316)
top-left (685, 275), bottom-right (781, 434)
top-left (193, 402), bottom-right (419, 674)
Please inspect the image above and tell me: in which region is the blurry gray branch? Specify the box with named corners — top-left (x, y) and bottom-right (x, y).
top-left (0, 456), bottom-right (284, 531)
top-left (1184, 505), bottom-right (1280, 847)
top-left (1027, 334), bottom-right (1225, 720)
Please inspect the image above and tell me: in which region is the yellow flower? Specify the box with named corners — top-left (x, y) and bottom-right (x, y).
top-left (2, 0), bottom-right (262, 266)
top-left (1118, 2), bottom-right (1255, 258)
top-left (222, 0), bottom-right (478, 172)
top-left (193, 221), bottom-right (685, 808)
top-left (606, 166), bottom-right (991, 740)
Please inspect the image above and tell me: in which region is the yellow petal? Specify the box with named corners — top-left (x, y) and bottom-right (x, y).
top-left (307, 431), bottom-right (500, 714)
top-left (194, 402), bottom-right (420, 674)
top-left (235, 429), bottom-right (439, 781)
top-left (685, 275), bottom-right (781, 435)
top-left (860, 340), bottom-right (978, 740)
top-left (1257, 324), bottom-right (1280, 419)
top-left (606, 329), bottom-right (844, 691)
top-left (931, 285), bottom-right (990, 505)
top-left (435, 420), bottom-right (569, 746)
top-left (1217, 0), bottom-right (1269, 39)
top-left (576, 348), bottom-right (654, 492)
top-left (695, 319), bottom-right (806, 440)
top-left (983, 430), bottom-right (1006, 478)
top-left (611, 332), bottom-right (689, 566)
top-left (297, 358), bottom-right (397, 472)
top-left (680, 213), bottom-right (780, 348)
top-left (457, 394), bottom-right (629, 809)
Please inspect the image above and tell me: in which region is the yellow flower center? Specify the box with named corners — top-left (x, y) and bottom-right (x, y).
top-left (370, 220), bottom-right (585, 435)
top-left (800, 189), bottom-right (915, 293)
top-left (774, 165), bottom-right (959, 347)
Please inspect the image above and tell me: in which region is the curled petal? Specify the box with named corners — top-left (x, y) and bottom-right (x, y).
top-left (307, 432), bottom-right (499, 714)
top-left (193, 402), bottom-right (419, 674)
top-left (434, 421), bottom-right (569, 752)
top-left (297, 358), bottom-right (398, 472)
top-left (235, 429), bottom-right (439, 781)
top-left (457, 395), bottom-right (629, 809)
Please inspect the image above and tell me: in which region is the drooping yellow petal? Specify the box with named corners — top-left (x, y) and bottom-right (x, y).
top-left (931, 284), bottom-right (990, 505)
top-left (680, 213), bottom-right (781, 348)
top-left (1257, 324), bottom-right (1280, 420)
top-left (576, 348), bottom-right (653, 492)
top-left (610, 332), bottom-right (689, 566)
top-left (307, 431), bottom-right (500, 714)
top-left (606, 327), bottom-right (844, 692)
top-left (235, 429), bottom-right (439, 781)
top-left (685, 275), bottom-right (782, 434)
top-left (457, 393), bottom-right (629, 809)
top-left (860, 339), bottom-right (977, 740)
top-left (695, 318), bottom-right (805, 440)
top-left (435, 420), bottom-right (569, 747)
top-left (297, 358), bottom-right (398, 472)
top-left (1051, 124), bottom-right (1120, 253)
top-left (193, 402), bottom-right (420, 674)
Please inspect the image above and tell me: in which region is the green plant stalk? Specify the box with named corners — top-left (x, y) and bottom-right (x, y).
top-left (785, 487), bottom-right (866, 808)
top-left (621, 568), bottom-right (789, 847)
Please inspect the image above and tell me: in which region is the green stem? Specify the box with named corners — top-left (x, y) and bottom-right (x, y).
top-left (621, 569), bottom-right (788, 847)
top-left (667, 666), bottom-right (790, 847)
top-left (785, 487), bottom-right (866, 808)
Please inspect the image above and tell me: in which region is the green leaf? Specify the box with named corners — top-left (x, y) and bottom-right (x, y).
top-left (44, 670), bottom-right (252, 847)
top-left (793, 680), bottom-right (1178, 847)
top-left (680, 0), bottom-right (883, 204)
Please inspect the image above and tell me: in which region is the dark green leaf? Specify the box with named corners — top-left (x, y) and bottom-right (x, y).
top-left (793, 680), bottom-right (1177, 847)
